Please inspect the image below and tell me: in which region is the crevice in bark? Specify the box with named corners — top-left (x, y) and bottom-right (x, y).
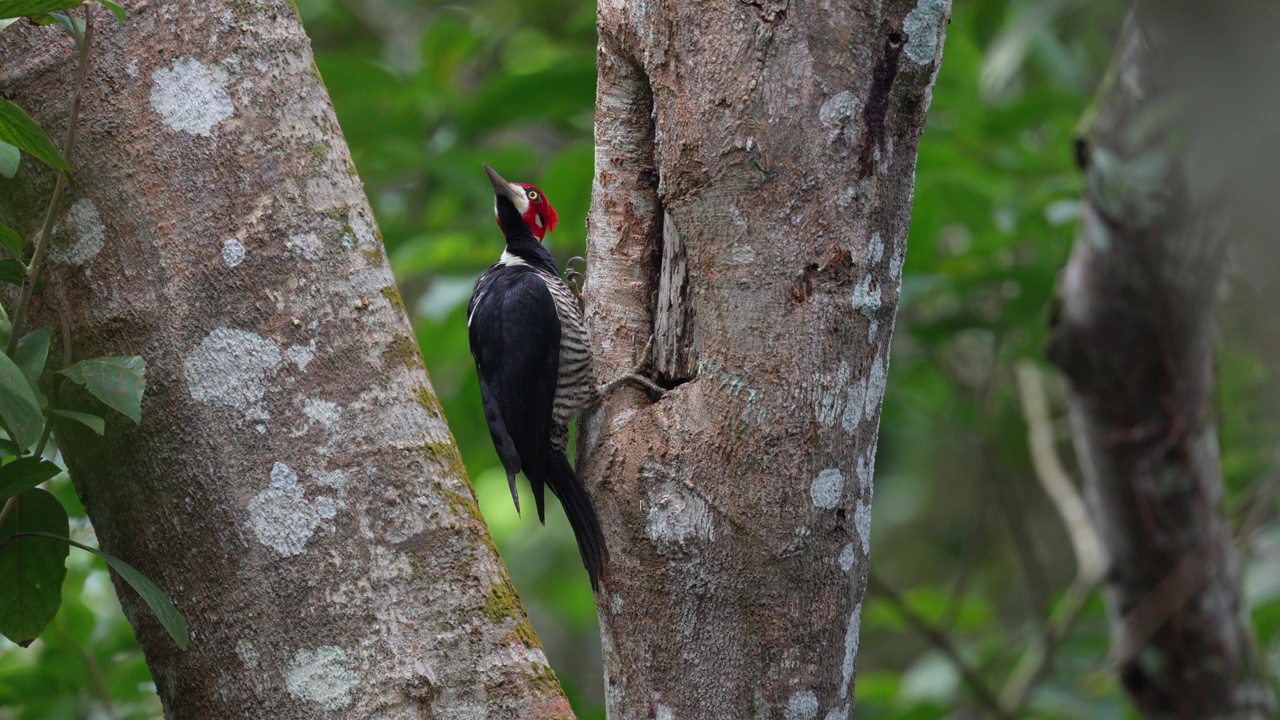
top-left (788, 241), bottom-right (858, 305)
top-left (858, 26), bottom-right (906, 180)
top-left (653, 211), bottom-right (696, 386)
top-left (738, 0), bottom-right (788, 25)
top-left (609, 39), bottom-right (674, 387)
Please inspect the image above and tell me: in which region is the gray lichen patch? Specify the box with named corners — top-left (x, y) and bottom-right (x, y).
top-left (810, 469), bottom-right (844, 509)
top-left (286, 340), bottom-right (316, 372)
top-left (150, 57), bottom-right (234, 136)
top-left (865, 353), bottom-right (889, 421)
top-left (838, 543), bottom-right (855, 572)
top-left (284, 645), bottom-right (361, 711)
top-left (786, 691), bottom-right (819, 720)
top-left (285, 231), bottom-right (325, 262)
top-left (247, 462), bottom-right (336, 556)
top-left (840, 375), bottom-right (867, 433)
top-left (222, 237), bottom-right (246, 267)
top-left (301, 397), bottom-right (341, 430)
top-left (840, 603), bottom-right (863, 699)
top-left (854, 498), bottom-right (872, 555)
top-left (183, 327), bottom-right (283, 421)
top-left (49, 198), bottom-right (106, 266)
top-left (819, 91), bottom-right (856, 127)
top-left (348, 211), bottom-right (378, 246)
top-left (852, 274), bottom-right (881, 318)
top-left (903, 0), bottom-right (949, 65)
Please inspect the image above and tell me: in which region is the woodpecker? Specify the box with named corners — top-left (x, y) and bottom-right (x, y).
top-left (467, 163), bottom-right (607, 589)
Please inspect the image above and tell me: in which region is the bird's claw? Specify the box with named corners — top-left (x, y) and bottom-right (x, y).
top-left (565, 256), bottom-right (587, 311)
top-left (598, 335), bottom-right (665, 400)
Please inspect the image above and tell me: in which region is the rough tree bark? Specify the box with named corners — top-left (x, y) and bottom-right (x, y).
top-left (1046, 3), bottom-right (1275, 718)
top-left (0, 4), bottom-right (572, 718)
top-left (582, 0), bottom-right (950, 716)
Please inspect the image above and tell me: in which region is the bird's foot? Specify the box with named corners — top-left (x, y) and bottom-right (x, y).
top-left (566, 256), bottom-right (587, 311)
top-left (598, 335), bottom-right (666, 399)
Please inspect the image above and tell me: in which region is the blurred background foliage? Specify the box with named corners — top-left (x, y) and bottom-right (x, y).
top-left (2, 0), bottom-right (1277, 718)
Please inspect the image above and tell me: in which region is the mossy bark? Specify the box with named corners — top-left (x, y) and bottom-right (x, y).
top-left (0, 3), bottom-right (572, 718)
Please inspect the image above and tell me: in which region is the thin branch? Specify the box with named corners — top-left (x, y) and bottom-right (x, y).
top-left (0, 495), bottom-right (15, 529)
top-left (998, 576), bottom-right (1100, 712)
top-left (5, 8), bottom-right (94, 357)
top-left (33, 421), bottom-right (54, 458)
top-left (1234, 467), bottom-right (1280, 552)
top-left (998, 362), bottom-right (1108, 713)
top-left (1110, 549), bottom-right (1212, 669)
top-left (50, 624), bottom-right (120, 720)
top-left (866, 570), bottom-right (1016, 720)
top-left (1014, 362), bottom-right (1105, 583)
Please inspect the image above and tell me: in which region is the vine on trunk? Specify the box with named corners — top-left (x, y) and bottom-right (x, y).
top-left (0, 1), bottom-right (187, 652)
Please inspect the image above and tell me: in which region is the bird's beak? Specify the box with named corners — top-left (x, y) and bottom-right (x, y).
top-left (484, 163), bottom-right (525, 206)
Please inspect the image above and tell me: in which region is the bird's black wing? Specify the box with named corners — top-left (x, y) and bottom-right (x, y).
top-left (467, 267), bottom-right (561, 513)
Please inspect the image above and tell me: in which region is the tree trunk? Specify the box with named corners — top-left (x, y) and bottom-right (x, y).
top-left (0, 4), bottom-right (571, 718)
top-left (583, 0), bottom-right (950, 716)
top-left (1046, 4), bottom-right (1274, 718)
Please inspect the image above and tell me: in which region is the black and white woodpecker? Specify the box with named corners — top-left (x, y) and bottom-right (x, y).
top-left (465, 163), bottom-right (615, 588)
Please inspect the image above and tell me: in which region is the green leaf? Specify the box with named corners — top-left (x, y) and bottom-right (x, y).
top-left (20, 530), bottom-right (188, 648)
top-left (0, 438), bottom-right (20, 456)
top-left (92, 0), bottom-right (122, 23)
top-left (0, 457), bottom-right (62, 502)
top-left (0, 351), bottom-right (45, 449)
top-left (0, 141), bottom-right (18, 179)
top-left (43, 9), bottom-right (82, 37)
top-left (0, 0), bottom-right (80, 20)
top-left (13, 329), bottom-right (48, 385)
top-left (0, 101), bottom-right (69, 175)
top-left (0, 258), bottom-right (22, 286)
top-left (0, 488), bottom-right (69, 646)
top-left (46, 408), bottom-right (103, 435)
top-left (0, 226), bottom-right (21, 260)
top-left (57, 356), bottom-right (145, 423)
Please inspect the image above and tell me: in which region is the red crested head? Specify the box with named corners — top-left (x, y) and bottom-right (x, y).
top-left (484, 163), bottom-right (559, 243)
top-left (516, 182), bottom-right (558, 241)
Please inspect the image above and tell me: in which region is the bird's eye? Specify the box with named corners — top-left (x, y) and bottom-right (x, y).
top-left (527, 190), bottom-right (540, 201)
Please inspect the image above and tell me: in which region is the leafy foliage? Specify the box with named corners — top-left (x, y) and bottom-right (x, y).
top-left (0, 350), bottom-right (47, 450)
top-left (0, 142), bottom-right (19, 179)
top-left (25, 531), bottom-right (189, 649)
top-left (58, 357), bottom-right (146, 424)
top-left (0, 489), bottom-right (69, 647)
top-left (0, 102), bottom-right (70, 176)
top-left (0, 458), bottom-right (62, 502)
top-left (0, 1), bottom-right (82, 18)
top-left (0, 4), bottom-right (185, 702)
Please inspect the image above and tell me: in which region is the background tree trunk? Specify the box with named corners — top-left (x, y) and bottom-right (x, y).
top-left (583, 0), bottom-right (950, 716)
top-left (0, 4), bottom-right (572, 718)
top-left (1047, 3), bottom-right (1275, 717)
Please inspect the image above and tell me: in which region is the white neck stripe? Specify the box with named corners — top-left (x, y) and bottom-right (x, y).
top-left (500, 249), bottom-right (527, 266)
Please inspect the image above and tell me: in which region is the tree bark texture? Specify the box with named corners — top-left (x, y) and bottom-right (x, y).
top-left (0, 4), bottom-right (573, 718)
top-left (583, 0), bottom-right (950, 717)
top-left (1047, 4), bottom-right (1274, 718)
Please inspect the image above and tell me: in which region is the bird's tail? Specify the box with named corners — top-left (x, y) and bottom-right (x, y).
top-left (543, 449), bottom-right (608, 590)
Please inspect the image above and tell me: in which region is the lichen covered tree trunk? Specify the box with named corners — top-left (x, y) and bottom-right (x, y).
top-left (582, 0), bottom-right (951, 716)
top-left (0, 4), bottom-right (571, 718)
top-left (1046, 3), bottom-right (1274, 718)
